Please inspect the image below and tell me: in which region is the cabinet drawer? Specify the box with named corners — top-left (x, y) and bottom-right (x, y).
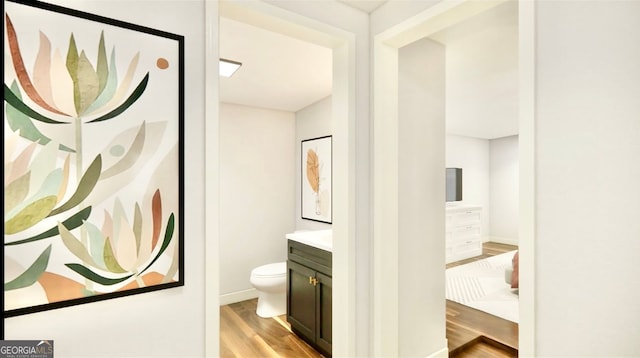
top-left (454, 239), bottom-right (481, 252)
top-left (451, 226), bottom-right (480, 242)
top-left (453, 211), bottom-right (481, 226)
top-left (288, 240), bottom-right (332, 276)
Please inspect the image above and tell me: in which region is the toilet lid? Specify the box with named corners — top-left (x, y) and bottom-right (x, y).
top-left (252, 262), bottom-right (286, 278)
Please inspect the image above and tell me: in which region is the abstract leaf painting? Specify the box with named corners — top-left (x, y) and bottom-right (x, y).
top-left (3, 0), bottom-right (184, 316)
top-left (301, 136), bottom-right (332, 223)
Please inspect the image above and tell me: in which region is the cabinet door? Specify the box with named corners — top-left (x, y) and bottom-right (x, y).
top-left (287, 260), bottom-right (316, 344)
top-left (316, 271), bottom-right (332, 356)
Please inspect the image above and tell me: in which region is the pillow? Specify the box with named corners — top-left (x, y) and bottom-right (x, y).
top-left (510, 251), bottom-right (519, 289)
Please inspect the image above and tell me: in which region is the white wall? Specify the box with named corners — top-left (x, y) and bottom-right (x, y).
top-left (535, 1), bottom-right (640, 356)
top-left (219, 103), bottom-right (296, 300)
top-left (439, 0), bottom-right (519, 140)
top-left (295, 96), bottom-right (333, 231)
top-left (398, 38), bottom-right (447, 357)
top-left (5, 1), bottom-right (207, 357)
top-left (446, 134), bottom-right (491, 240)
top-left (446, 134), bottom-right (519, 244)
top-left (490, 135), bottom-right (518, 244)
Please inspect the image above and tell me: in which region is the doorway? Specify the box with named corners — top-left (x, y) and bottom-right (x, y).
top-left (204, 1), bottom-right (359, 356)
top-left (372, 0), bottom-right (535, 356)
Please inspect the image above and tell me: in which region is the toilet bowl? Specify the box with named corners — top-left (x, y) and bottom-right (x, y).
top-left (249, 262), bottom-right (287, 318)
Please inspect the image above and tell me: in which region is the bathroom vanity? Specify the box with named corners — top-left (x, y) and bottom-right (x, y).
top-left (286, 230), bottom-right (332, 357)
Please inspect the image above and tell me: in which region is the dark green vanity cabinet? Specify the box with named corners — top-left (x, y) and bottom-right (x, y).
top-left (287, 240), bottom-right (332, 357)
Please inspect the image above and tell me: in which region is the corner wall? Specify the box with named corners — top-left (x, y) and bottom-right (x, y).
top-left (446, 134), bottom-right (491, 240)
top-left (398, 37), bottom-right (447, 357)
top-left (295, 96), bottom-right (333, 231)
top-left (4, 1), bottom-right (207, 357)
top-left (489, 135), bottom-right (518, 244)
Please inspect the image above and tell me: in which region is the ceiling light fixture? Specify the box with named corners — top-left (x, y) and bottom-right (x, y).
top-left (219, 58), bottom-right (242, 77)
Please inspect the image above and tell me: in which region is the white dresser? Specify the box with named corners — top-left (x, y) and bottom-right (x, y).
top-left (445, 205), bottom-right (482, 263)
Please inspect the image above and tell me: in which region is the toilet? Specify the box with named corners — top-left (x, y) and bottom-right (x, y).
top-left (249, 262), bottom-right (287, 318)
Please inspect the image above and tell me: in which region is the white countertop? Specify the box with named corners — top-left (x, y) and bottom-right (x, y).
top-left (285, 229), bottom-right (332, 252)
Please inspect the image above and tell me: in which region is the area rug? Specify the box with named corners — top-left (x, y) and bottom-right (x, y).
top-left (446, 251), bottom-right (519, 323)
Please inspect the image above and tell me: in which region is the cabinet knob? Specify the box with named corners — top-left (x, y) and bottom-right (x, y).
top-left (309, 276), bottom-right (318, 286)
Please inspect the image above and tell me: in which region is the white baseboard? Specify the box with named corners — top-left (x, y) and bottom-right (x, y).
top-left (219, 288), bottom-right (258, 306)
top-left (488, 236), bottom-right (519, 246)
top-left (425, 346), bottom-right (449, 358)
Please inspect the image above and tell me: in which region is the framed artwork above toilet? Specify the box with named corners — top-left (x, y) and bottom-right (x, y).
top-left (301, 135), bottom-right (332, 224)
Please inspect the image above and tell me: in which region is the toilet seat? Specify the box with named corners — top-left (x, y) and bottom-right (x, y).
top-left (251, 262), bottom-right (286, 278)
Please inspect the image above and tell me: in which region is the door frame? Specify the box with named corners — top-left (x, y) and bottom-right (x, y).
top-left (372, 0), bottom-right (536, 355)
top-left (204, 1), bottom-right (358, 356)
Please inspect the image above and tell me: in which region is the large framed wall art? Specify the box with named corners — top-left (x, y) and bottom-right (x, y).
top-left (301, 135), bottom-right (332, 224)
top-left (3, 0), bottom-right (185, 317)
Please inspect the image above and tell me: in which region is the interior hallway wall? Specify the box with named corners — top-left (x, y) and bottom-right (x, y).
top-left (398, 37), bottom-right (447, 357)
top-left (4, 1), bottom-right (207, 356)
top-left (535, 1), bottom-right (640, 355)
top-left (219, 103), bottom-right (296, 302)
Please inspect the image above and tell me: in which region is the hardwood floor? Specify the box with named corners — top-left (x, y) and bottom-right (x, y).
top-left (220, 299), bottom-right (323, 358)
top-left (220, 242), bottom-right (518, 357)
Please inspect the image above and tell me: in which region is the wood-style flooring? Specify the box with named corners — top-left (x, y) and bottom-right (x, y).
top-left (220, 299), bottom-right (322, 358)
top-left (220, 242), bottom-right (518, 357)
top-left (447, 242), bottom-right (519, 357)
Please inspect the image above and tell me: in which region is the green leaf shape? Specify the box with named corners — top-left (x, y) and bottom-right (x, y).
top-left (100, 121), bottom-right (146, 180)
top-left (4, 84), bottom-right (69, 124)
top-left (28, 142), bottom-right (61, 197)
top-left (64, 263), bottom-right (133, 286)
top-left (4, 196), bottom-right (57, 235)
top-left (5, 206), bottom-right (92, 246)
top-left (5, 172), bottom-right (31, 214)
top-left (103, 237), bottom-right (127, 273)
top-left (66, 34), bottom-right (80, 113)
top-left (4, 245), bottom-right (52, 291)
top-left (58, 222), bottom-right (101, 269)
top-left (85, 221), bottom-right (107, 270)
top-left (88, 73), bottom-right (149, 123)
top-left (75, 50), bottom-right (100, 115)
top-left (85, 48), bottom-right (118, 115)
top-left (96, 32), bottom-right (109, 96)
top-left (112, 198), bottom-right (127, 247)
top-left (140, 213), bottom-right (175, 275)
top-left (5, 168), bottom-right (62, 221)
top-left (6, 81), bottom-right (73, 152)
top-left (48, 155), bottom-right (102, 217)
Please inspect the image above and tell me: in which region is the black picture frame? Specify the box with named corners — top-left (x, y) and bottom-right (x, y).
top-left (3, 0), bottom-right (185, 321)
top-left (301, 135), bottom-right (332, 224)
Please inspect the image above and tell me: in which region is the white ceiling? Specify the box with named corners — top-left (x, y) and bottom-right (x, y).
top-left (338, 0), bottom-right (387, 13)
top-left (219, 1), bottom-right (518, 139)
top-left (219, 17), bottom-right (332, 112)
